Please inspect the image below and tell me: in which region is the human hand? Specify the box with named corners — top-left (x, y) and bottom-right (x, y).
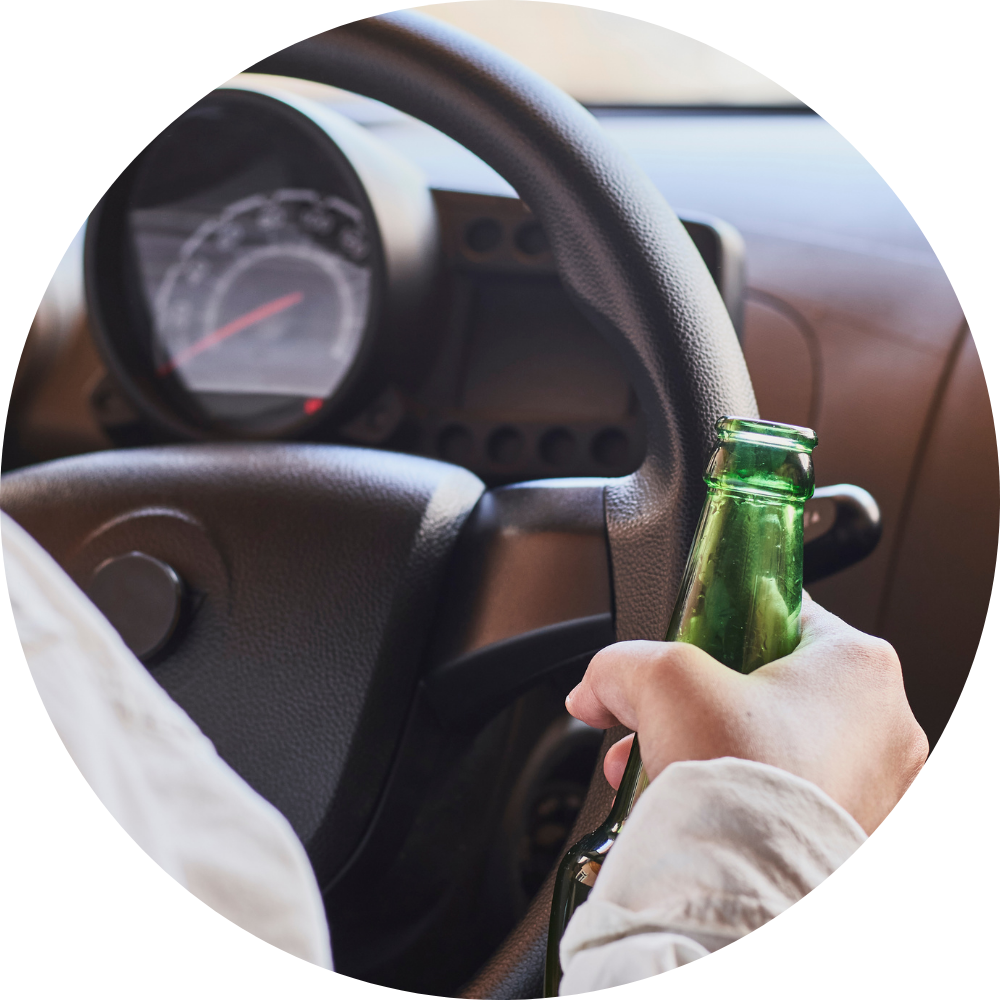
top-left (564, 597), bottom-right (928, 834)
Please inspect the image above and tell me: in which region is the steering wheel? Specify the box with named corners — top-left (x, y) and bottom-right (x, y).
top-left (2, 11), bottom-right (757, 998)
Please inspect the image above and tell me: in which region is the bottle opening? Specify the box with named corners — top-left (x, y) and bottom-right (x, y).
top-left (708, 416), bottom-right (817, 500)
top-left (716, 416), bottom-right (818, 454)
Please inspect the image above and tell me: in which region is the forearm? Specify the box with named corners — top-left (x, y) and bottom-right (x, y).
top-left (559, 756), bottom-right (866, 994)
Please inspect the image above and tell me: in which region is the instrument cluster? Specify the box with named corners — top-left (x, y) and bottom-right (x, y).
top-left (86, 75), bottom-right (743, 484)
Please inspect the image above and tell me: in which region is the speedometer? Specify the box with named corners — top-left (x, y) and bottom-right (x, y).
top-left (148, 189), bottom-right (372, 429)
top-left (86, 78), bottom-right (437, 439)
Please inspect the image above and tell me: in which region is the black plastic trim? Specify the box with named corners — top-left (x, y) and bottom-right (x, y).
top-left (803, 484), bottom-right (882, 585)
top-left (425, 613), bottom-right (614, 731)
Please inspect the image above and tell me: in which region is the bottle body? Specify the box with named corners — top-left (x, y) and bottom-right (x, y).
top-left (543, 417), bottom-right (816, 996)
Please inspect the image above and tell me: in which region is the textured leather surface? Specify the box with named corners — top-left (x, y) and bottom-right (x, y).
top-left (1, 443), bottom-right (484, 885)
top-left (254, 12), bottom-right (758, 996)
top-left (253, 11), bottom-right (758, 646)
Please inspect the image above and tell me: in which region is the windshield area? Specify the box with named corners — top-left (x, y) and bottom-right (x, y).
top-left (416, 1), bottom-right (804, 107)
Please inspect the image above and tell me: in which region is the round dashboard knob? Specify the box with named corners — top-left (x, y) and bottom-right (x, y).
top-left (86, 552), bottom-right (184, 661)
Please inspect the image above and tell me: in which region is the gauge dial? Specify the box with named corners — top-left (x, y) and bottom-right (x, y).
top-left (87, 80), bottom-right (437, 441)
top-left (145, 189), bottom-right (372, 425)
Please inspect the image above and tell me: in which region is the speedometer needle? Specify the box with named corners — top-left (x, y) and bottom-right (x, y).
top-left (157, 290), bottom-right (305, 376)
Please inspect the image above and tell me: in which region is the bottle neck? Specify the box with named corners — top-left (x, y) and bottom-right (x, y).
top-left (708, 417), bottom-right (817, 503)
top-left (666, 484), bottom-right (806, 671)
top-left (607, 738), bottom-right (648, 829)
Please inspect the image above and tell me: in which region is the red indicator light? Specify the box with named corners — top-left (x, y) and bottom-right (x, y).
top-left (303, 398), bottom-right (324, 415)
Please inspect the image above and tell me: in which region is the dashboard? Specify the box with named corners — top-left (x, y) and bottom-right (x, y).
top-left (77, 76), bottom-right (746, 487)
top-left (7, 73), bottom-right (997, 750)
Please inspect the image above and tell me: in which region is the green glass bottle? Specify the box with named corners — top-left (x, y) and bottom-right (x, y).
top-left (544, 416), bottom-right (817, 996)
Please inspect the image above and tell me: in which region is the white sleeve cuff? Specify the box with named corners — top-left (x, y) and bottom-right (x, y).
top-left (560, 756), bottom-right (866, 989)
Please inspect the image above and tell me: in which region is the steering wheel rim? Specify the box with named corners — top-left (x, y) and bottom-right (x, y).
top-left (253, 11), bottom-right (757, 645)
top-left (251, 11), bottom-right (757, 997)
top-left (3, 10), bottom-right (758, 998)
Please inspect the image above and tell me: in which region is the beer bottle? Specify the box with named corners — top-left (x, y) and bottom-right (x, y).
top-left (544, 416), bottom-right (818, 996)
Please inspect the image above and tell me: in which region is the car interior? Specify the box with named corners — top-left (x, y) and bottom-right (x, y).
top-left (2, 5), bottom-right (996, 998)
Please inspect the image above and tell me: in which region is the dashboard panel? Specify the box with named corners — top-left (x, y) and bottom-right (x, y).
top-left (64, 77), bottom-right (747, 486)
top-left (7, 75), bottom-right (997, 750)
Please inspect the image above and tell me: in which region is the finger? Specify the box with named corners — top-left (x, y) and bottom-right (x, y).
top-left (762, 596), bottom-right (855, 667)
top-left (564, 643), bottom-right (637, 729)
top-left (565, 680), bottom-right (621, 729)
top-left (757, 597), bottom-right (902, 708)
top-left (603, 733), bottom-right (634, 790)
top-left (565, 641), bottom-right (662, 730)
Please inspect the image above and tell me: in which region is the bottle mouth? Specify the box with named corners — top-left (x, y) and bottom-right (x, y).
top-left (716, 416), bottom-right (818, 454)
top-left (707, 416), bottom-right (817, 500)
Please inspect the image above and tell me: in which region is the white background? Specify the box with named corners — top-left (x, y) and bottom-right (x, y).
top-left (1, 0), bottom-right (996, 996)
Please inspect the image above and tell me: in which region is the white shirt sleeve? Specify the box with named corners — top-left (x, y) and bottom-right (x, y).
top-left (559, 756), bottom-right (867, 994)
top-left (2, 512), bottom-right (333, 970)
